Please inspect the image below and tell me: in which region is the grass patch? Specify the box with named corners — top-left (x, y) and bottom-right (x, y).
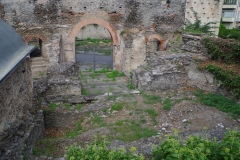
top-left (194, 90), bottom-right (240, 117)
top-left (91, 115), bottom-right (106, 127)
top-left (145, 108), bottom-right (158, 125)
top-left (75, 104), bottom-right (83, 110)
top-left (106, 70), bottom-right (125, 80)
top-left (163, 98), bottom-right (172, 110)
top-left (111, 102), bottom-right (124, 111)
top-left (110, 120), bottom-right (157, 142)
top-left (142, 93), bottom-right (162, 104)
top-left (66, 120), bottom-right (83, 138)
top-left (127, 83), bottom-right (135, 90)
top-left (35, 138), bottom-right (58, 157)
top-left (49, 102), bottom-right (58, 109)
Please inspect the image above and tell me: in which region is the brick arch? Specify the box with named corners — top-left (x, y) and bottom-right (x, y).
top-left (145, 34), bottom-right (165, 50)
top-left (70, 18), bottom-right (119, 45)
top-left (25, 34), bottom-right (47, 44)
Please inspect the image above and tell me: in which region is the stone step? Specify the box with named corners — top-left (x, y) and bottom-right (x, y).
top-left (31, 64), bottom-right (47, 68)
top-left (31, 61), bottom-right (48, 65)
top-left (30, 57), bottom-right (45, 62)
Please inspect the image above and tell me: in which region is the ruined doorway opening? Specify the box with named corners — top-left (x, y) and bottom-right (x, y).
top-left (74, 24), bottom-right (113, 71)
top-left (27, 37), bottom-right (43, 58)
top-left (146, 38), bottom-right (160, 57)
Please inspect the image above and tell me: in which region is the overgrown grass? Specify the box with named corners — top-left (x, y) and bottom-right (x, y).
top-left (35, 138), bottom-right (58, 157)
top-left (110, 120), bottom-right (157, 142)
top-left (106, 70), bottom-right (125, 80)
top-left (194, 90), bottom-right (240, 117)
top-left (142, 93), bottom-right (162, 104)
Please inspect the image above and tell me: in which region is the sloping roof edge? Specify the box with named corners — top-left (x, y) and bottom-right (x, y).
top-left (0, 19), bottom-right (35, 85)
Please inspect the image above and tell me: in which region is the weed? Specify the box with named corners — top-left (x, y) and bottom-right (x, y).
top-left (107, 95), bottom-right (117, 101)
top-left (102, 108), bottom-right (107, 113)
top-left (49, 102), bottom-right (57, 109)
top-left (91, 115), bottom-right (106, 127)
top-left (111, 102), bottom-right (124, 111)
top-left (142, 93), bottom-right (162, 104)
top-left (145, 108), bottom-right (158, 125)
top-left (33, 147), bottom-right (40, 156)
top-left (115, 120), bottom-right (124, 126)
top-left (163, 98), bottom-right (172, 110)
top-left (127, 83), bottom-right (135, 90)
top-left (109, 86), bottom-right (114, 93)
top-left (64, 103), bottom-right (71, 110)
top-left (135, 108), bottom-right (143, 114)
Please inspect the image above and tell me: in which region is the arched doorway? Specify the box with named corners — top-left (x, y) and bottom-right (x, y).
top-left (70, 18), bottom-right (119, 71)
top-left (146, 34), bottom-right (164, 56)
top-left (25, 34), bottom-right (48, 78)
top-left (25, 34), bottom-right (47, 58)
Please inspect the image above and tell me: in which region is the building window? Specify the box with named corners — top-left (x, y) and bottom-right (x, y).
top-left (224, 0), bottom-right (237, 5)
top-left (222, 10), bottom-right (235, 18)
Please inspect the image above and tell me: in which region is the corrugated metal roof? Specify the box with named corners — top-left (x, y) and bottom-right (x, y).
top-left (0, 19), bottom-right (35, 84)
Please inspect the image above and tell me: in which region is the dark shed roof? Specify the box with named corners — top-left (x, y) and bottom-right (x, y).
top-left (0, 19), bottom-right (35, 84)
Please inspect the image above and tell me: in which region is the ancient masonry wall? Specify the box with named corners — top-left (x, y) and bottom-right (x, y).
top-left (185, 0), bottom-right (224, 36)
top-left (0, 0), bottom-right (186, 73)
top-left (0, 59), bottom-right (44, 159)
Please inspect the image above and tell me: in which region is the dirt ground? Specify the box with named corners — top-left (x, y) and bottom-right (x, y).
top-left (34, 85), bottom-right (240, 158)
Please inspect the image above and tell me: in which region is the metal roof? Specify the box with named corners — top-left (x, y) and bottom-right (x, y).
top-left (0, 19), bottom-right (35, 84)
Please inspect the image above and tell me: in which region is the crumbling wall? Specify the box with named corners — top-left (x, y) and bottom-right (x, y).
top-left (0, 0), bottom-right (186, 72)
top-left (132, 52), bottom-right (218, 92)
top-left (181, 34), bottom-right (207, 54)
top-left (0, 59), bottom-right (44, 159)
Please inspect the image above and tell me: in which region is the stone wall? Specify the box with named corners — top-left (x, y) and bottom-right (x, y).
top-left (132, 52), bottom-right (218, 92)
top-left (0, 59), bottom-right (44, 159)
top-left (185, 0), bottom-right (223, 36)
top-left (0, 0), bottom-right (186, 72)
top-left (181, 34), bottom-right (207, 54)
top-left (77, 24), bottom-right (111, 40)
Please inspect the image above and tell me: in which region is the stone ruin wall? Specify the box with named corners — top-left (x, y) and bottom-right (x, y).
top-left (0, 59), bottom-right (44, 159)
top-left (0, 0), bottom-right (186, 73)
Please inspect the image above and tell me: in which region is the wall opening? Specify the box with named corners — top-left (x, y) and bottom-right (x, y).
top-left (27, 37), bottom-right (43, 58)
top-left (70, 18), bottom-right (119, 70)
top-left (146, 38), bottom-right (160, 56)
top-left (75, 24), bottom-right (113, 71)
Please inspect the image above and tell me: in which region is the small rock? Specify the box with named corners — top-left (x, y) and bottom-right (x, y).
top-left (131, 90), bottom-right (140, 94)
top-left (162, 128), bottom-right (166, 131)
top-left (182, 119), bottom-right (187, 123)
top-left (237, 119), bottom-right (240, 123)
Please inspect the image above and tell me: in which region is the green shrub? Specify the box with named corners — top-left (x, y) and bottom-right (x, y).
top-left (219, 19), bottom-right (240, 41)
top-left (202, 38), bottom-right (240, 64)
top-left (205, 64), bottom-right (240, 99)
top-left (152, 129), bottom-right (240, 160)
top-left (65, 136), bottom-right (145, 160)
